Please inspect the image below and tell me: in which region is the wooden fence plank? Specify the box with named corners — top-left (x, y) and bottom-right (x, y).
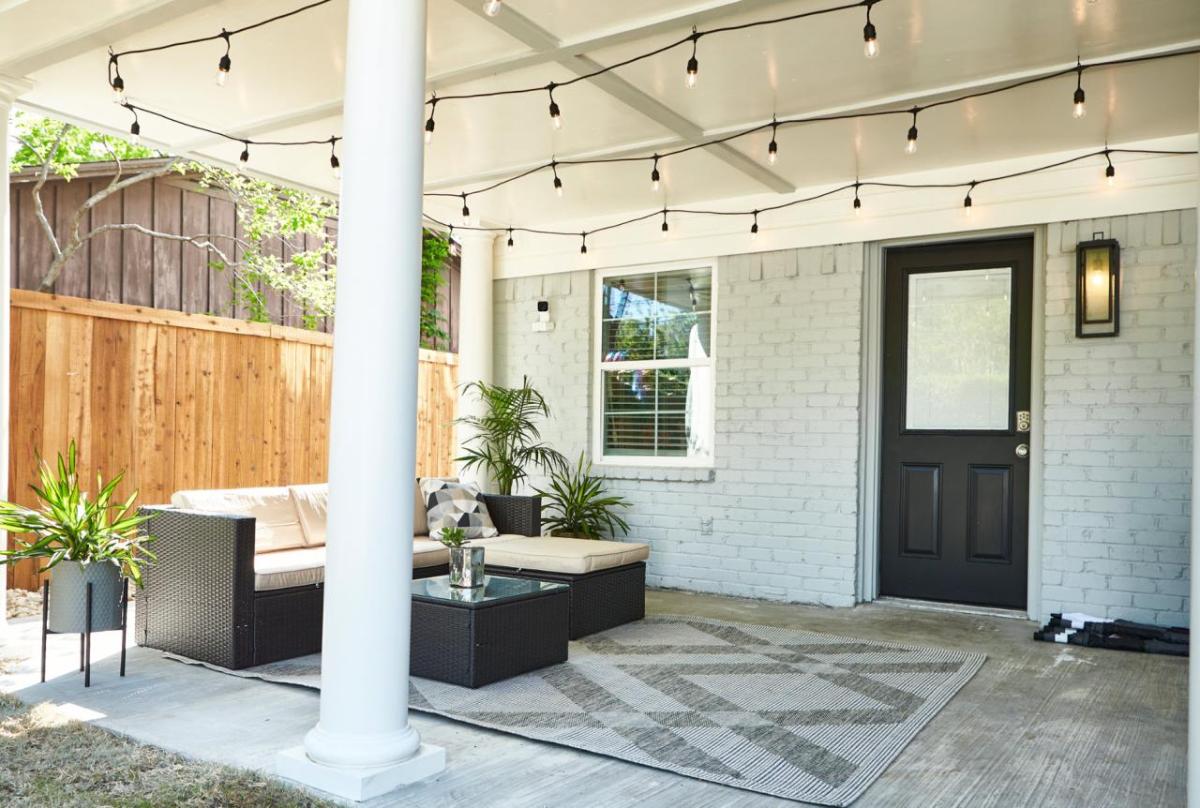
top-left (88, 180), bottom-right (123, 303)
top-left (121, 182), bottom-right (153, 306)
top-left (180, 191), bottom-right (210, 314)
top-left (151, 180), bottom-right (183, 311)
top-left (53, 180), bottom-right (91, 298)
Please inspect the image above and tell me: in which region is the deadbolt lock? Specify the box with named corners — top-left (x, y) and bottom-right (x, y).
top-left (1016, 410), bottom-right (1031, 433)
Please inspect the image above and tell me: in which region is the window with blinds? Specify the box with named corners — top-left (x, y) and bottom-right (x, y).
top-left (595, 265), bottom-right (715, 466)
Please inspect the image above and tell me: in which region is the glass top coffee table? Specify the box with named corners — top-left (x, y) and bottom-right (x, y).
top-left (410, 574), bottom-right (570, 688)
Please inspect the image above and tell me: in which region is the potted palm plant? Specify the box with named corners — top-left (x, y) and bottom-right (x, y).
top-left (455, 376), bottom-right (567, 528)
top-left (0, 442), bottom-right (153, 633)
top-left (536, 454), bottom-right (631, 540)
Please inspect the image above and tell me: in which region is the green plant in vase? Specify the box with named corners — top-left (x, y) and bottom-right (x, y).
top-left (0, 441), bottom-right (154, 632)
top-left (438, 526), bottom-right (467, 549)
top-left (536, 454), bottom-right (631, 540)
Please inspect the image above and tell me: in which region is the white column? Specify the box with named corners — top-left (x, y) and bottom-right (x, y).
top-left (276, 0), bottom-right (444, 801)
top-left (453, 230), bottom-right (496, 485)
top-left (0, 76), bottom-right (33, 628)
top-left (1189, 59), bottom-right (1200, 808)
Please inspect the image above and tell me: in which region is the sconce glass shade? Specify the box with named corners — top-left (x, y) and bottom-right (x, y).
top-left (1075, 238), bottom-right (1120, 338)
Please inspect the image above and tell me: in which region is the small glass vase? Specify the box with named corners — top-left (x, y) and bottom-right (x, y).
top-left (448, 545), bottom-right (485, 588)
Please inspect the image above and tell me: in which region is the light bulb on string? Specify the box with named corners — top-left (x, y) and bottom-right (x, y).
top-left (863, 1), bottom-right (879, 58)
top-left (547, 84), bottom-right (562, 130)
top-left (328, 138), bottom-right (341, 180)
top-left (506, 229), bottom-right (514, 251)
top-left (425, 95), bottom-right (437, 145)
top-left (216, 30), bottom-right (232, 86)
top-left (905, 109), bottom-right (919, 155)
top-left (963, 182), bottom-right (975, 217)
top-left (1073, 63), bottom-right (1087, 119)
top-left (125, 105), bottom-right (141, 145)
top-left (686, 29), bottom-right (700, 89)
top-left (767, 119), bottom-right (779, 165)
top-left (1104, 151), bottom-right (1116, 186)
top-left (853, 183), bottom-right (863, 215)
top-left (461, 194), bottom-right (471, 221)
top-left (750, 211), bottom-right (759, 239)
top-left (552, 162), bottom-right (564, 198)
top-left (109, 54), bottom-right (126, 104)
top-left (580, 233), bottom-right (588, 255)
top-left (651, 156), bottom-right (661, 192)
top-left (483, 0), bottom-right (502, 16)
top-left (238, 141), bottom-right (250, 172)
top-left (661, 210), bottom-right (670, 235)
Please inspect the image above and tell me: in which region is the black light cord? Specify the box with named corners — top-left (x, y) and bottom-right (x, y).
top-left (421, 148), bottom-right (1198, 244)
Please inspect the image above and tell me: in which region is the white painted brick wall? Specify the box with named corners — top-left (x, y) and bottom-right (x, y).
top-left (493, 246), bottom-right (863, 607)
top-left (1042, 210), bottom-right (1196, 626)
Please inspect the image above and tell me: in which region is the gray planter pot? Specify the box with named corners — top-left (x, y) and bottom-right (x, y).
top-left (448, 545), bottom-right (485, 588)
top-left (47, 560), bottom-right (123, 633)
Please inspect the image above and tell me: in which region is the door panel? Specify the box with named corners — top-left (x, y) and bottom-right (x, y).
top-left (880, 237), bottom-right (1032, 608)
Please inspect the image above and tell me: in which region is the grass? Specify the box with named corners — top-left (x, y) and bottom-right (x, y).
top-left (0, 692), bottom-right (336, 807)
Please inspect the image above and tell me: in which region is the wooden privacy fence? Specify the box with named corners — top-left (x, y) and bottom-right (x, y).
top-left (6, 290), bottom-right (458, 590)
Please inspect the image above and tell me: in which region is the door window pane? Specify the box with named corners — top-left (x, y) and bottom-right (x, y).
top-left (905, 267), bottom-right (1011, 430)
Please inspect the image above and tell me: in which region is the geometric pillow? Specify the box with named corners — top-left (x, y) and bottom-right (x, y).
top-left (420, 478), bottom-right (499, 540)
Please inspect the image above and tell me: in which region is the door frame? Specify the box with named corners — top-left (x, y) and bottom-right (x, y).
top-left (857, 225), bottom-right (1046, 620)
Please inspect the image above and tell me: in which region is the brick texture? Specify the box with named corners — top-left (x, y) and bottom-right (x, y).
top-left (1042, 210), bottom-right (1196, 626)
top-left (493, 246), bottom-right (863, 606)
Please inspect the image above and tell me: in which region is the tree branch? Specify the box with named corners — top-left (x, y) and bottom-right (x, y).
top-left (22, 128), bottom-right (69, 276)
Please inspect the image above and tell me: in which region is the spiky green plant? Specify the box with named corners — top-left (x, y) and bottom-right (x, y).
top-left (438, 526), bottom-right (467, 549)
top-left (536, 454), bottom-right (631, 540)
top-left (455, 377), bottom-right (568, 496)
top-left (0, 442), bottom-right (154, 586)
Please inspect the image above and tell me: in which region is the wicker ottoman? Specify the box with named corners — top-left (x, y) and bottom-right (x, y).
top-left (480, 536), bottom-right (650, 639)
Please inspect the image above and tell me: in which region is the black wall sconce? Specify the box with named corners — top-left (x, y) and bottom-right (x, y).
top-left (1076, 233), bottom-right (1120, 338)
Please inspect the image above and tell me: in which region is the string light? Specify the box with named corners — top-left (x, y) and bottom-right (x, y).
top-left (423, 149), bottom-right (1197, 254)
top-left (768, 118), bottom-right (779, 165)
top-left (123, 104), bottom-right (141, 145)
top-left (216, 30), bottom-right (232, 86)
top-left (425, 95), bottom-right (437, 145)
top-left (547, 83), bottom-right (562, 130)
top-left (750, 210), bottom-right (759, 238)
top-left (328, 137), bottom-right (340, 180)
top-left (651, 155), bottom-right (661, 192)
top-left (905, 108), bottom-right (919, 154)
top-left (483, 0), bottom-right (502, 16)
top-left (109, 54), bottom-right (125, 104)
top-left (686, 28), bottom-right (700, 89)
top-left (1073, 61), bottom-right (1087, 118)
top-left (238, 141), bottom-right (250, 169)
top-left (507, 228), bottom-right (514, 250)
top-left (963, 181), bottom-right (975, 216)
top-left (863, 0), bottom-right (879, 58)
top-left (661, 209), bottom-right (670, 234)
top-left (1104, 150), bottom-right (1116, 185)
top-left (461, 193), bottom-right (471, 220)
top-left (552, 162), bottom-right (564, 197)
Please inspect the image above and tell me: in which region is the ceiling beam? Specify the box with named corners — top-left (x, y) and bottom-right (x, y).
top-left (429, 0), bottom-right (798, 91)
top-left (450, 0), bottom-right (794, 194)
top-left (0, 0), bottom-right (214, 76)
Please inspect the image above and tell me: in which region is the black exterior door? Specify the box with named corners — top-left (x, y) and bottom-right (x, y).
top-left (879, 237), bottom-right (1033, 608)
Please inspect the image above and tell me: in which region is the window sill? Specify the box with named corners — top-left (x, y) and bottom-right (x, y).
top-left (594, 464), bottom-right (715, 483)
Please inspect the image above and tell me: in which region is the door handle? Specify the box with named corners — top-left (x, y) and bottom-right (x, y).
top-left (1015, 443), bottom-right (1029, 459)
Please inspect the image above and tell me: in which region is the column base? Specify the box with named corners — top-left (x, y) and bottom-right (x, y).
top-left (277, 743), bottom-right (445, 802)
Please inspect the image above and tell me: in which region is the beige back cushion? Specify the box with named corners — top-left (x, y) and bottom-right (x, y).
top-left (171, 486), bottom-right (306, 554)
top-left (289, 484), bottom-right (329, 547)
top-left (414, 477), bottom-right (457, 536)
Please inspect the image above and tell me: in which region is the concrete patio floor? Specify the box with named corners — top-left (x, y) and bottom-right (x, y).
top-left (0, 589), bottom-right (1185, 807)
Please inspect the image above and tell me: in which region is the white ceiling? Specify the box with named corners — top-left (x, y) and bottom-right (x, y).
top-left (3, 0), bottom-right (1198, 233)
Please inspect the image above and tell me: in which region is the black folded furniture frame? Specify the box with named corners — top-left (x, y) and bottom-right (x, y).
top-left (135, 506), bottom-right (450, 670)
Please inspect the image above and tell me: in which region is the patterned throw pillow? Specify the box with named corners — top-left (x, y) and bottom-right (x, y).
top-left (421, 479), bottom-right (499, 540)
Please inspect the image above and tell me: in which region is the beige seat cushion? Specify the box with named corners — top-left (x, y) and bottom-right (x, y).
top-left (289, 484), bottom-right (328, 547)
top-left (253, 546), bottom-right (326, 591)
top-left (413, 536), bottom-right (450, 569)
top-left (172, 487), bottom-right (306, 554)
top-left (481, 536), bottom-right (649, 575)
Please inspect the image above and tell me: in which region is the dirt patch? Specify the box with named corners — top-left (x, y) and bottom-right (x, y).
top-left (0, 692), bottom-right (335, 807)
top-left (6, 588), bottom-right (43, 620)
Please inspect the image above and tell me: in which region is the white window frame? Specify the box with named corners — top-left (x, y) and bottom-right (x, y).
top-left (591, 259), bottom-right (718, 469)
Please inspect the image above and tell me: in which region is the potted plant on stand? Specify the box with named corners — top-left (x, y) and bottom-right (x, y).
top-left (455, 376), bottom-right (567, 533)
top-left (537, 454), bottom-right (631, 539)
top-left (0, 442), bottom-right (153, 678)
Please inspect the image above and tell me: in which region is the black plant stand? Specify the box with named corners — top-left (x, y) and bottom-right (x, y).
top-left (40, 578), bottom-right (129, 687)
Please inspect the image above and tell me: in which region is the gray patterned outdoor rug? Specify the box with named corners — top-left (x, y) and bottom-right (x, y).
top-left (166, 615), bottom-right (985, 806)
